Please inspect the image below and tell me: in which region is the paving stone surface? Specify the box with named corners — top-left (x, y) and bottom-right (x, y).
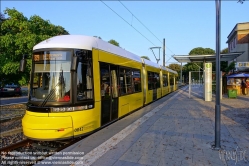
top-left (91, 85), bottom-right (249, 166)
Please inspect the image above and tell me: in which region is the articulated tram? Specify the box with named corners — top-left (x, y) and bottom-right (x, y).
top-left (21, 35), bottom-right (178, 140)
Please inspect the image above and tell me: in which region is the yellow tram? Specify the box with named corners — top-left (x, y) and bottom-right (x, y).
top-left (21, 35), bottom-right (178, 140)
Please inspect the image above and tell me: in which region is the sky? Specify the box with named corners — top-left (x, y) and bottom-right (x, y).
top-left (1, 0), bottom-right (249, 66)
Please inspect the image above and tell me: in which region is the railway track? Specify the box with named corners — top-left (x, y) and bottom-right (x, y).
top-left (1, 104), bottom-right (25, 150)
top-left (0, 103), bottom-right (26, 121)
top-left (0, 103), bottom-right (83, 165)
top-left (1, 104), bottom-right (25, 149)
top-left (0, 86), bottom-right (186, 165)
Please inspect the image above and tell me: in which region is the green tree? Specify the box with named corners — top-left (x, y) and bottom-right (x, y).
top-left (238, 0), bottom-right (245, 4)
top-left (168, 63), bottom-right (181, 75)
top-left (220, 48), bottom-right (229, 72)
top-left (226, 62), bottom-right (236, 73)
top-left (212, 48), bottom-right (231, 72)
top-left (0, 12), bottom-right (5, 19)
top-left (94, 36), bottom-right (102, 39)
top-left (0, 12), bottom-right (6, 32)
top-left (189, 47), bottom-right (214, 71)
top-left (141, 56), bottom-right (150, 61)
top-left (183, 63), bottom-right (200, 72)
top-left (221, 47), bottom-right (235, 73)
top-left (181, 47), bottom-right (215, 81)
top-left (185, 47), bottom-right (215, 72)
top-left (189, 47), bottom-right (215, 55)
top-left (108, 39), bottom-right (119, 47)
top-left (221, 48), bottom-right (228, 54)
top-left (0, 8), bottom-right (69, 85)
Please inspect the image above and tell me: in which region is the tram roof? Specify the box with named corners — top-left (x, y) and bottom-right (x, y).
top-left (161, 66), bottom-right (178, 74)
top-left (142, 58), bottom-right (160, 69)
top-left (173, 52), bottom-right (244, 63)
top-left (33, 35), bottom-right (142, 63)
top-left (33, 35), bottom-right (178, 74)
top-left (139, 59), bottom-right (177, 74)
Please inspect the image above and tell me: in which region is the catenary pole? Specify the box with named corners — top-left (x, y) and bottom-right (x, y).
top-left (199, 67), bottom-right (200, 84)
top-left (181, 62), bottom-right (182, 84)
top-left (214, 0), bottom-right (221, 150)
top-left (163, 38), bottom-right (165, 67)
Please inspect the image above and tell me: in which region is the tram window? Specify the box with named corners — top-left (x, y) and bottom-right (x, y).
top-left (76, 52), bottom-right (93, 101)
top-left (163, 74), bottom-right (168, 87)
top-left (133, 70), bottom-right (141, 92)
top-left (170, 76), bottom-right (174, 85)
top-left (100, 67), bottom-right (110, 97)
top-left (147, 72), bottom-right (160, 89)
top-left (30, 51), bottom-right (71, 102)
top-left (119, 68), bottom-right (133, 95)
top-left (155, 73), bottom-right (160, 88)
top-left (111, 70), bottom-right (118, 98)
top-left (148, 72), bottom-right (153, 90)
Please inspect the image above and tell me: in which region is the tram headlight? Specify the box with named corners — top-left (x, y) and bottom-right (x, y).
top-left (74, 105), bottom-right (87, 110)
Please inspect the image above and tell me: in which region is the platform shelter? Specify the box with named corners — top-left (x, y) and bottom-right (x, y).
top-left (173, 52), bottom-right (244, 101)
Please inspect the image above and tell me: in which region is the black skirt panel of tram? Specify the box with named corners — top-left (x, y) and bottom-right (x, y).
top-left (101, 96), bottom-right (111, 125)
top-left (26, 101), bottom-right (94, 113)
top-left (153, 89), bottom-right (157, 101)
top-left (27, 106), bottom-right (51, 113)
top-left (111, 98), bottom-right (118, 120)
top-left (101, 97), bottom-right (118, 126)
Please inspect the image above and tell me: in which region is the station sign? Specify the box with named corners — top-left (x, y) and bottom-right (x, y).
top-left (204, 63), bottom-right (212, 101)
top-left (236, 62), bottom-right (249, 67)
top-left (33, 53), bottom-right (66, 61)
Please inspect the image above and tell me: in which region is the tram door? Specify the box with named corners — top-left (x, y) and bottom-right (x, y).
top-left (100, 63), bottom-right (118, 126)
top-left (153, 73), bottom-right (159, 101)
top-left (153, 89), bottom-right (157, 101)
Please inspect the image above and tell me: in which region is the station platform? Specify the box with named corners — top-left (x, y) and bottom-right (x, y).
top-left (36, 85), bottom-right (249, 166)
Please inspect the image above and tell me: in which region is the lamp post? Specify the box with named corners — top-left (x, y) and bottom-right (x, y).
top-left (181, 62), bottom-right (182, 84)
top-left (213, 0), bottom-right (221, 150)
top-left (198, 67), bottom-right (200, 84)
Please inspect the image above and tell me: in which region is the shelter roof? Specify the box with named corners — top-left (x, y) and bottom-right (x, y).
top-left (227, 73), bottom-right (249, 78)
top-left (173, 52), bottom-right (244, 63)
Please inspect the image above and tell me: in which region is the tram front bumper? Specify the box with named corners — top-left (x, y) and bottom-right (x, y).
top-left (22, 111), bottom-right (73, 140)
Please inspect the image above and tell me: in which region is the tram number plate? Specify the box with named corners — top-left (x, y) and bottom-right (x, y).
top-left (74, 127), bottom-right (84, 132)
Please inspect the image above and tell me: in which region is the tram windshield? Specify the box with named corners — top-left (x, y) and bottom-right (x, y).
top-left (30, 51), bottom-right (71, 103)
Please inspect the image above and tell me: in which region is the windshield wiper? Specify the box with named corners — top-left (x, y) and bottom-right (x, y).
top-left (39, 83), bottom-right (59, 107)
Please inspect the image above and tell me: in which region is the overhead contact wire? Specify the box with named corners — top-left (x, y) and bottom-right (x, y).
top-left (118, 1), bottom-right (176, 56)
top-left (100, 0), bottom-right (156, 46)
top-left (119, 0), bottom-right (162, 44)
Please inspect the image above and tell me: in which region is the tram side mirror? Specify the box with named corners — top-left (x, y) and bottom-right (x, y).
top-left (19, 54), bottom-right (27, 72)
top-left (71, 56), bottom-right (78, 71)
